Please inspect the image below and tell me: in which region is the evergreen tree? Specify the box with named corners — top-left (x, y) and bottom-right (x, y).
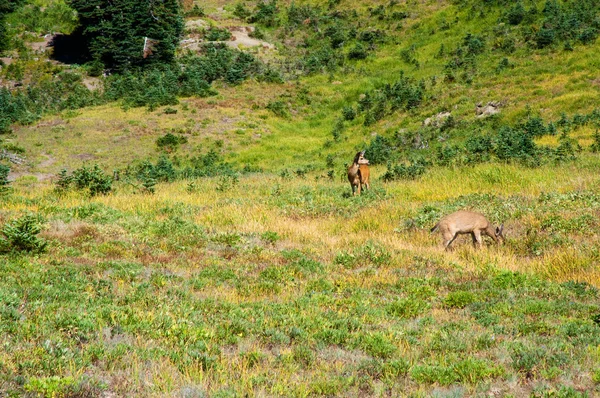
top-left (0, 0), bottom-right (25, 53)
top-left (67, 0), bottom-right (184, 71)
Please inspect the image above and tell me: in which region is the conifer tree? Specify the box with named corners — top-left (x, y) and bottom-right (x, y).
top-left (0, 0), bottom-right (25, 53)
top-left (67, 0), bottom-right (184, 70)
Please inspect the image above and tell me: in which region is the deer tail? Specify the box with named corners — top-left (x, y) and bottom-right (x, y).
top-left (430, 223), bottom-right (439, 233)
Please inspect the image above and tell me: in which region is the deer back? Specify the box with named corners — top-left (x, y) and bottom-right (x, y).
top-left (441, 211), bottom-right (491, 233)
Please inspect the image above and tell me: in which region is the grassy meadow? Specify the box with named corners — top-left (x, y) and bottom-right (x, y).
top-left (2, 160), bottom-right (600, 396)
top-left (2, 0), bottom-right (600, 396)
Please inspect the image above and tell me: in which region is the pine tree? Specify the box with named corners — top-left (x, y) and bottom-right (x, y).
top-left (0, 0), bottom-right (25, 53)
top-left (67, 0), bottom-right (184, 71)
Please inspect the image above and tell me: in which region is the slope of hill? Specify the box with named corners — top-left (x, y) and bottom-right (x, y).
top-left (1, 0), bottom-right (600, 396)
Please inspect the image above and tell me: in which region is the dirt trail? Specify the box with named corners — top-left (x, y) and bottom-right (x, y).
top-left (227, 27), bottom-right (275, 50)
top-left (183, 20), bottom-right (275, 51)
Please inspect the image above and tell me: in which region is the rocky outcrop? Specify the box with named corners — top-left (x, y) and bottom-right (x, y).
top-left (476, 101), bottom-right (502, 118)
top-left (423, 112), bottom-right (451, 127)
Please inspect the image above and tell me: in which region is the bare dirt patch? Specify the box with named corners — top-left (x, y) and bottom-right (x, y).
top-left (227, 27), bottom-right (275, 50)
top-left (27, 34), bottom-right (54, 54)
top-left (39, 154), bottom-right (56, 168)
top-left (7, 172), bottom-right (53, 182)
top-left (181, 21), bottom-right (275, 51)
top-left (73, 153), bottom-right (97, 161)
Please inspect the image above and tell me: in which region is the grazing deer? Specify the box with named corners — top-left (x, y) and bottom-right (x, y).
top-left (431, 210), bottom-right (504, 250)
top-left (347, 151), bottom-right (369, 195)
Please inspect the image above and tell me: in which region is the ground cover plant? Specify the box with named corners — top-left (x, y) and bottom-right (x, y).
top-left (2, 0), bottom-right (600, 396)
top-left (0, 163), bottom-right (600, 396)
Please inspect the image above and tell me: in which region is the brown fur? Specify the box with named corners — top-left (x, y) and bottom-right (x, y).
top-left (347, 151), bottom-right (369, 195)
top-left (431, 210), bottom-right (504, 250)
top-left (359, 163), bottom-right (370, 192)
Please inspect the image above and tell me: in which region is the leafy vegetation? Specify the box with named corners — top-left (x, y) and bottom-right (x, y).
top-left (2, 0), bottom-right (600, 396)
top-left (56, 164), bottom-right (112, 196)
top-left (66, 0), bottom-right (184, 70)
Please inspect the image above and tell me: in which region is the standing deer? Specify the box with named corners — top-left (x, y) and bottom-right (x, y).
top-left (347, 151), bottom-right (369, 195)
top-left (431, 210), bottom-right (504, 250)
top-left (359, 155), bottom-right (370, 192)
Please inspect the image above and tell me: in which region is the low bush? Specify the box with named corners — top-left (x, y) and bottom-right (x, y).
top-left (0, 164), bottom-right (10, 193)
top-left (365, 135), bottom-right (394, 165)
top-left (354, 73), bottom-right (425, 126)
top-left (382, 159), bottom-right (427, 181)
top-left (56, 164), bottom-right (112, 196)
top-left (0, 214), bottom-right (47, 254)
top-left (494, 126), bottom-right (539, 165)
top-left (156, 133), bottom-right (188, 152)
top-left (204, 27), bottom-right (232, 42)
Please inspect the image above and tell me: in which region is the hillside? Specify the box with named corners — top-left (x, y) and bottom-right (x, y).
top-left (1, 0), bottom-right (600, 396)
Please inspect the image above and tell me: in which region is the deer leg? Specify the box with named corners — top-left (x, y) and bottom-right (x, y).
top-left (471, 232), bottom-right (477, 248)
top-left (473, 230), bottom-right (483, 249)
top-left (443, 232), bottom-right (458, 251)
top-left (356, 183), bottom-right (361, 195)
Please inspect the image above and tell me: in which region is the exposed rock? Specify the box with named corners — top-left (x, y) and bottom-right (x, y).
top-left (476, 101), bottom-right (502, 118)
top-left (423, 111), bottom-right (451, 127)
top-left (413, 133), bottom-right (428, 149)
top-left (185, 19), bottom-right (209, 30)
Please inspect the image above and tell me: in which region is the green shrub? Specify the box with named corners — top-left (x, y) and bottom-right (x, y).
top-left (266, 100), bottom-right (289, 117)
top-left (387, 298), bottom-right (429, 319)
top-left (382, 159), bottom-right (427, 181)
top-left (358, 29), bottom-right (385, 44)
top-left (249, 26), bottom-right (266, 40)
top-left (186, 4), bottom-right (205, 17)
top-left (303, 45), bottom-right (343, 74)
top-left (347, 43), bottom-right (369, 60)
top-left (554, 132), bottom-right (577, 163)
top-left (250, 0), bottom-right (278, 27)
top-left (0, 164), bottom-right (10, 193)
top-left (520, 116), bottom-right (548, 137)
top-left (365, 135), bottom-right (394, 164)
top-left (411, 358), bottom-right (502, 385)
top-left (0, 72), bottom-right (101, 129)
top-left (205, 27), bottom-right (232, 42)
top-left (435, 144), bottom-right (461, 166)
top-left (465, 135), bottom-right (493, 163)
top-left (356, 332), bottom-right (397, 358)
top-left (506, 2), bottom-right (525, 25)
top-left (57, 164), bottom-right (113, 196)
top-left (104, 45), bottom-right (259, 109)
top-left (590, 130), bottom-right (600, 152)
top-left (341, 106), bottom-right (356, 121)
top-left (0, 0), bottom-right (25, 53)
top-left (355, 73), bottom-right (425, 125)
top-left (0, 214), bottom-right (47, 254)
top-left (233, 3), bottom-right (251, 19)
top-left (55, 168), bottom-right (72, 192)
top-left (494, 126), bottom-right (539, 165)
top-left (156, 132), bottom-right (188, 151)
top-left (443, 291), bottom-right (476, 308)
top-left (216, 174), bottom-right (239, 192)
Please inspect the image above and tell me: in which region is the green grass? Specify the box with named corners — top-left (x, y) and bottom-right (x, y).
top-left (1, 163), bottom-right (600, 396)
top-left (3, 0), bottom-right (600, 396)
